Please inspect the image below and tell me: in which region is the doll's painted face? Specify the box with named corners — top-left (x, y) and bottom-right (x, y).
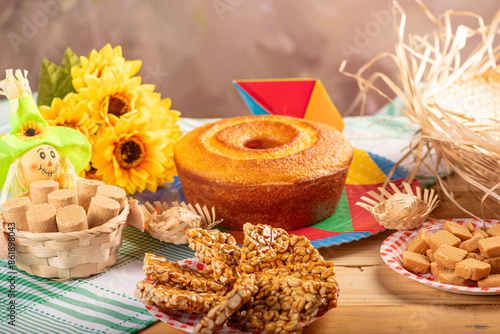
top-left (20, 144), bottom-right (62, 188)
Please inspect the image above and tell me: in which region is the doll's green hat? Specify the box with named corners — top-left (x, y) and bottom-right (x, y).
top-left (0, 69), bottom-right (91, 189)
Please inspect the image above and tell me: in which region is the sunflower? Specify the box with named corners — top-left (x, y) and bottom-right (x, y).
top-left (71, 44), bottom-right (141, 92)
top-left (16, 121), bottom-right (49, 140)
top-left (39, 92), bottom-right (98, 143)
top-left (90, 113), bottom-right (181, 194)
top-left (78, 68), bottom-right (142, 127)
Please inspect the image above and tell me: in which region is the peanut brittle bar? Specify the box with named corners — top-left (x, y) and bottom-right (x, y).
top-left (230, 274), bottom-right (336, 334)
top-left (135, 280), bottom-right (222, 314)
top-left (195, 274), bottom-right (257, 334)
top-left (186, 228), bottom-right (241, 283)
top-left (237, 223), bottom-right (324, 275)
top-left (143, 253), bottom-right (228, 295)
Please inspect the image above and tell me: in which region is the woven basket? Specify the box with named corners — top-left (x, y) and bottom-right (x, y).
top-left (0, 202), bottom-right (129, 280)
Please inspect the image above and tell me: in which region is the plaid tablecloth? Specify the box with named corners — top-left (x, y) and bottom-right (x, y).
top-left (0, 99), bottom-right (420, 334)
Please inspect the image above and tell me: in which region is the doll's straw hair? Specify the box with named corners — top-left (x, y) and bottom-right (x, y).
top-left (0, 69), bottom-right (31, 99)
top-left (341, 0), bottom-right (500, 218)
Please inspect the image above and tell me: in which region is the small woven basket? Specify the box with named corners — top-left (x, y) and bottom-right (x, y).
top-left (0, 202), bottom-right (129, 280)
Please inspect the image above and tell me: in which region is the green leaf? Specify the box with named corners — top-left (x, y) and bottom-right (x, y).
top-left (37, 58), bottom-right (60, 106)
top-left (37, 47), bottom-right (81, 106)
top-left (60, 47), bottom-right (80, 73)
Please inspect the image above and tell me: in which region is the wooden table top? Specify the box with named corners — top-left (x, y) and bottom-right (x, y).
top-left (139, 174), bottom-right (500, 333)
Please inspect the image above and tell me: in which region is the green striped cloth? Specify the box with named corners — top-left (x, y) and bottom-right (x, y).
top-left (0, 100), bottom-right (425, 334)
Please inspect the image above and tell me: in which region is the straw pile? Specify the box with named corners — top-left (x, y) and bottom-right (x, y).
top-left (342, 0), bottom-right (500, 218)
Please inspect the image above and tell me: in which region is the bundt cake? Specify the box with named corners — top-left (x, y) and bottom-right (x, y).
top-left (174, 115), bottom-right (353, 230)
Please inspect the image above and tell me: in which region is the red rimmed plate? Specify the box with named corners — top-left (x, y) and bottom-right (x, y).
top-left (380, 219), bottom-right (500, 295)
top-left (140, 258), bottom-right (322, 333)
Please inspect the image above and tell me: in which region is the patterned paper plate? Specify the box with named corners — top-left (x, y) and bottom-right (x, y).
top-left (140, 258), bottom-right (321, 333)
top-left (135, 148), bottom-right (416, 248)
top-left (381, 219), bottom-right (500, 295)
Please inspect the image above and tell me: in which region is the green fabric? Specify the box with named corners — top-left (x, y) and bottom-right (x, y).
top-left (0, 95), bottom-right (91, 189)
top-left (8, 96), bottom-right (49, 134)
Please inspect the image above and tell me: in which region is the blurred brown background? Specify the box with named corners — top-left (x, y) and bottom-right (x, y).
top-left (0, 0), bottom-right (498, 118)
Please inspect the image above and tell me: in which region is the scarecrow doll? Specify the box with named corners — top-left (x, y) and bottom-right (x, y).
top-left (0, 69), bottom-right (91, 206)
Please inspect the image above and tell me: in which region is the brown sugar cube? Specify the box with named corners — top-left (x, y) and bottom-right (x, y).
top-left (429, 230), bottom-right (461, 252)
top-left (478, 274), bottom-right (500, 288)
top-left (473, 229), bottom-right (489, 239)
top-left (48, 189), bottom-right (78, 210)
top-left (30, 180), bottom-right (59, 204)
top-left (444, 221), bottom-right (472, 241)
top-left (402, 251), bottom-right (429, 274)
top-left (26, 203), bottom-right (57, 233)
top-left (426, 248), bottom-right (435, 262)
top-left (478, 236), bottom-right (500, 258)
top-left (434, 244), bottom-right (468, 269)
top-left (436, 270), bottom-right (469, 286)
top-left (483, 257), bottom-right (500, 275)
top-left (87, 195), bottom-right (120, 229)
top-left (430, 262), bottom-right (453, 278)
top-left (486, 224), bottom-right (500, 237)
top-left (56, 205), bottom-right (88, 232)
top-left (96, 184), bottom-right (126, 211)
top-left (455, 258), bottom-right (491, 281)
top-left (459, 233), bottom-right (484, 253)
top-left (76, 178), bottom-right (104, 212)
top-left (465, 221), bottom-right (476, 233)
top-left (465, 252), bottom-right (485, 261)
top-left (407, 229), bottom-right (430, 255)
top-left (2, 196), bottom-right (31, 231)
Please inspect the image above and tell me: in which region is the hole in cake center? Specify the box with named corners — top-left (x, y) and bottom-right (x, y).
top-left (243, 138), bottom-right (283, 149)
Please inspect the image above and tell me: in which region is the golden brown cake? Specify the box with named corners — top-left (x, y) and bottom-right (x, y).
top-left (174, 115), bottom-right (353, 230)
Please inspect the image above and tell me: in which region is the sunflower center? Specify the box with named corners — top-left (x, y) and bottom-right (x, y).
top-left (108, 94), bottom-right (130, 117)
top-left (25, 128), bottom-right (36, 136)
top-left (114, 136), bottom-right (146, 169)
top-left (62, 122), bottom-right (77, 129)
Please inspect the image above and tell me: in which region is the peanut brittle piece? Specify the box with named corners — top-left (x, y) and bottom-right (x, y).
top-left (195, 274), bottom-right (257, 334)
top-left (267, 261), bottom-right (339, 312)
top-left (143, 253), bottom-right (228, 295)
top-left (237, 223), bottom-right (324, 275)
top-left (186, 228), bottom-right (242, 284)
top-left (231, 274), bottom-right (335, 334)
top-left (135, 280), bottom-right (222, 314)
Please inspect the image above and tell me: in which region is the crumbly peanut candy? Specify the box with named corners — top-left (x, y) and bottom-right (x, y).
top-left (135, 280), bottom-right (222, 314)
top-left (478, 274), bottom-right (500, 287)
top-left (465, 222), bottom-right (476, 233)
top-left (486, 224), bottom-right (500, 237)
top-left (406, 229), bottom-right (430, 255)
top-left (483, 257), bottom-right (500, 275)
top-left (426, 249), bottom-right (435, 262)
top-left (195, 274), bottom-right (257, 334)
top-left (465, 252), bottom-right (485, 261)
top-left (455, 258), bottom-right (491, 281)
top-left (231, 274), bottom-right (334, 334)
top-left (402, 251), bottom-right (429, 274)
top-left (429, 230), bottom-right (461, 252)
top-left (430, 262), bottom-right (454, 278)
top-left (237, 223), bottom-right (324, 276)
top-left (186, 228), bottom-right (242, 284)
top-left (473, 228), bottom-right (489, 239)
top-left (143, 253), bottom-right (228, 295)
top-left (436, 270), bottom-right (468, 286)
top-left (459, 233), bottom-right (484, 253)
top-left (444, 221), bottom-right (472, 241)
top-left (478, 236), bottom-right (500, 258)
top-left (434, 244), bottom-right (468, 269)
